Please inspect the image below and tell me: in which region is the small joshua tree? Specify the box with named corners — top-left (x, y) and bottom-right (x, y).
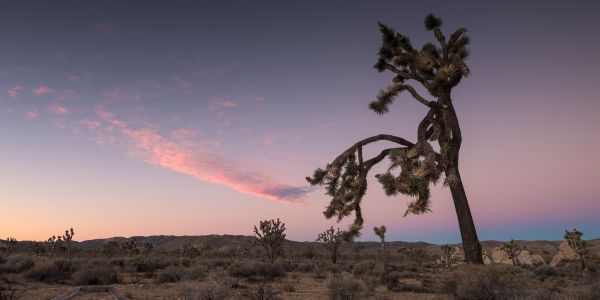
top-left (316, 226), bottom-right (345, 264)
top-left (500, 239), bottom-right (523, 266)
top-left (440, 244), bottom-right (456, 269)
top-left (122, 238), bottom-right (139, 256)
top-left (3, 237), bottom-right (18, 254)
top-left (143, 242), bottom-right (154, 256)
top-left (303, 244), bottom-right (316, 260)
top-left (182, 243), bottom-right (201, 258)
top-left (564, 228), bottom-right (588, 270)
top-left (373, 225), bottom-right (388, 272)
top-left (62, 228), bottom-right (74, 265)
top-left (46, 235), bottom-right (65, 257)
top-left (254, 218), bottom-right (286, 264)
top-left (103, 241), bottom-right (120, 258)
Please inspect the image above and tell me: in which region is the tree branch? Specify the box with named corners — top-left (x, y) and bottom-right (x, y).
top-left (400, 84), bottom-right (434, 107)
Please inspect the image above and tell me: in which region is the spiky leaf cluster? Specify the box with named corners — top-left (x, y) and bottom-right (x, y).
top-left (307, 152), bottom-right (367, 239)
top-left (376, 146), bottom-right (442, 216)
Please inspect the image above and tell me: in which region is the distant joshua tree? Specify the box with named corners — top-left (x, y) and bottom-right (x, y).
top-left (143, 242), bottom-right (154, 256)
top-left (122, 238), bottom-right (139, 256)
top-left (182, 243), bottom-right (201, 258)
top-left (303, 244), bottom-right (316, 260)
top-left (500, 239), bottom-right (523, 266)
top-left (306, 14), bottom-right (483, 264)
top-left (316, 226), bottom-right (345, 264)
top-left (103, 241), bottom-right (120, 258)
top-left (373, 225), bottom-right (388, 272)
top-left (440, 244), bottom-right (456, 269)
top-left (253, 218), bottom-right (286, 264)
top-left (62, 228), bottom-right (75, 265)
top-left (46, 235), bottom-right (65, 257)
top-left (3, 237), bottom-right (18, 254)
top-left (564, 228), bottom-right (588, 270)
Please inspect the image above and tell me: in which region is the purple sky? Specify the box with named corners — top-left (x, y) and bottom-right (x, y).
top-left (1, 1), bottom-right (599, 243)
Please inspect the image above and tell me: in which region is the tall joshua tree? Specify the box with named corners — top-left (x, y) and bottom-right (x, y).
top-left (254, 218), bottom-right (286, 264)
top-left (373, 225), bottom-right (388, 272)
top-left (307, 14), bottom-right (483, 263)
top-left (316, 226), bottom-right (345, 264)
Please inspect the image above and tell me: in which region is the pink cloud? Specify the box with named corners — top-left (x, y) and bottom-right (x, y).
top-left (209, 98), bottom-right (237, 111)
top-left (7, 85), bottom-right (23, 98)
top-left (26, 108), bottom-right (39, 119)
top-left (174, 74), bottom-right (190, 90)
top-left (0, 69), bottom-right (7, 77)
top-left (93, 108), bottom-right (309, 203)
top-left (171, 128), bottom-right (200, 140)
top-left (54, 53), bottom-right (67, 61)
top-left (80, 119), bottom-right (101, 130)
top-left (103, 81), bottom-right (162, 102)
top-left (67, 74), bottom-right (81, 81)
top-left (50, 103), bottom-right (69, 115)
top-left (33, 85), bottom-right (54, 96)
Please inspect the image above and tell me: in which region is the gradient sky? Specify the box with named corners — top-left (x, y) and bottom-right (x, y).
top-left (1, 1), bottom-right (599, 243)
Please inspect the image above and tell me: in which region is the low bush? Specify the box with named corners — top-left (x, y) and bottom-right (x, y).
top-left (25, 260), bottom-right (70, 283)
top-left (229, 261), bottom-right (285, 280)
top-left (1, 255), bottom-right (34, 273)
top-left (439, 264), bottom-right (523, 300)
top-left (327, 272), bottom-right (368, 300)
top-left (155, 265), bottom-right (189, 283)
top-left (71, 264), bottom-right (121, 285)
top-left (352, 261), bottom-right (375, 277)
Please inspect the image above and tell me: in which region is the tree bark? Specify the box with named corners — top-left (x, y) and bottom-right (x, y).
top-left (448, 168), bottom-right (483, 264)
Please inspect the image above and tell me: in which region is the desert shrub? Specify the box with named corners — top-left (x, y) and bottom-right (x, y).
top-left (281, 281), bottom-right (296, 292)
top-left (1, 255), bottom-right (35, 274)
top-left (109, 258), bottom-right (125, 268)
top-left (352, 261), bottom-right (375, 277)
top-left (229, 261), bottom-right (285, 280)
top-left (155, 265), bottom-right (189, 284)
top-left (563, 281), bottom-right (600, 300)
top-left (24, 260), bottom-right (70, 283)
top-left (132, 256), bottom-right (170, 273)
top-left (0, 254), bottom-right (6, 265)
top-left (534, 264), bottom-right (562, 279)
top-left (71, 264), bottom-right (121, 285)
top-left (440, 264), bottom-right (522, 300)
top-left (295, 262), bottom-right (314, 272)
top-left (327, 272), bottom-right (368, 300)
top-left (195, 280), bottom-right (233, 300)
top-left (184, 264), bottom-right (208, 281)
top-left (241, 282), bottom-right (281, 300)
top-left (206, 258), bottom-right (232, 268)
top-left (524, 288), bottom-right (562, 300)
top-left (384, 271), bottom-right (428, 293)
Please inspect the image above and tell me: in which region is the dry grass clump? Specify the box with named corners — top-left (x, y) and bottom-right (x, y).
top-left (228, 260), bottom-right (285, 280)
top-left (240, 282), bottom-right (281, 300)
top-left (439, 264), bottom-right (523, 300)
top-left (327, 272), bottom-right (369, 300)
top-left (71, 263), bottom-right (121, 285)
top-left (0, 255), bottom-right (34, 274)
top-left (24, 259), bottom-right (71, 283)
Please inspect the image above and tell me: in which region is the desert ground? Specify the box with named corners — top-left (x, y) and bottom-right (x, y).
top-left (1, 235), bottom-right (600, 300)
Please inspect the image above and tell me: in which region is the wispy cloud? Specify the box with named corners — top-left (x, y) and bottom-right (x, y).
top-left (7, 85), bottom-right (23, 98)
top-left (26, 108), bottom-right (39, 119)
top-left (102, 81), bottom-right (162, 102)
top-left (50, 103), bottom-right (69, 115)
top-left (92, 107), bottom-right (309, 202)
top-left (209, 98), bottom-right (237, 111)
top-left (174, 74), bottom-right (190, 90)
top-left (33, 85), bottom-right (54, 96)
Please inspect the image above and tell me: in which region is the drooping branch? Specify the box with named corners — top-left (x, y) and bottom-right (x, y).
top-left (401, 84), bottom-right (434, 107)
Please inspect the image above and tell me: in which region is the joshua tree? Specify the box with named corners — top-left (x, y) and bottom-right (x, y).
top-left (3, 237), bottom-right (18, 254)
top-left (373, 225), bottom-right (388, 272)
top-left (306, 14), bottom-right (483, 264)
top-left (440, 244), bottom-right (456, 269)
top-left (143, 242), bottom-right (154, 256)
top-left (181, 243), bottom-right (201, 258)
top-left (122, 238), bottom-right (139, 256)
top-left (102, 241), bottom-right (120, 258)
top-left (61, 228), bottom-right (75, 265)
top-left (45, 235), bottom-right (65, 257)
top-left (303, 244), bottom-right (316, 260)
top-left (564, 228), bottom-right (588, 270)
top-left (500, 239), bottom-right (523, 266)
top-left (253, 218), bottom-right (286, 264)
top-left (316, 226), bottom-right (345, 264)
